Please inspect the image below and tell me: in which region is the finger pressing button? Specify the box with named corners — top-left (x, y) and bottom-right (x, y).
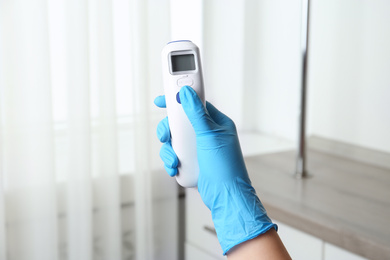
top-left (176, 92), bottom-right (181, 104)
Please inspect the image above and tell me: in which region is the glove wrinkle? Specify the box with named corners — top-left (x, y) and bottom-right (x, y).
top-left (157, 117), bottom-right (170, 142)
top-left (160, 142), bottom-right (178, 168)
top-left (209, 178), bottom-right (276, 255)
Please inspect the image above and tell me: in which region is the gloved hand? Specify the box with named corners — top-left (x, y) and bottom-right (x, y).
top-left (154, 85), bottom-right (277, 255)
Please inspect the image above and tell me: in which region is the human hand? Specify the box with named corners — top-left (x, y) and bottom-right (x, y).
top-left (154, 85), bottom-right (276, 255)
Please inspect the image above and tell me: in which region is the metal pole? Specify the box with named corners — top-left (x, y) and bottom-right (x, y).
top-left (295, 0), bottom-right (310, 178)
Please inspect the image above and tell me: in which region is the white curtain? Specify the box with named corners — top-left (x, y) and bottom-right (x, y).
top-left (0, 0), bottom-right (177, 259)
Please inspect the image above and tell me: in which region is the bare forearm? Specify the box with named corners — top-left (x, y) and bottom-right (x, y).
top-left (227, 229), bottom-right (291, 260)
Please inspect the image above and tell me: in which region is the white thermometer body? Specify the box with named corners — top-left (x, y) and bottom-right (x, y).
top-left (161, 40), bottom-right (205, 188)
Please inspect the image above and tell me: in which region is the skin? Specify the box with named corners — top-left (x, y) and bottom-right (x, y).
top-left (227, 229), bottom-right (292, 260)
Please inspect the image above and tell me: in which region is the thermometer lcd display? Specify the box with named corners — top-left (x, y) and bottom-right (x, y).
top-left (171, 54), bottom-right (195, 72)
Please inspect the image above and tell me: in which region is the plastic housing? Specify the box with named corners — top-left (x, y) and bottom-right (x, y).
top-left (161, 40), bottom-right (205, 187)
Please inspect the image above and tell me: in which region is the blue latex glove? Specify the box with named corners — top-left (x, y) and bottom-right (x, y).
top-left (154, 86), bottom-right (277, 255)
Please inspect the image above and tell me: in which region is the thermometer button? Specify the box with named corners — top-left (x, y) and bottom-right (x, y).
top-left (177, 77), bottom-right (193, 87)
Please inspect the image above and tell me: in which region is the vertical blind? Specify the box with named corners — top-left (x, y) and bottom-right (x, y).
top-left (0, 0), bottom-right (177, 260)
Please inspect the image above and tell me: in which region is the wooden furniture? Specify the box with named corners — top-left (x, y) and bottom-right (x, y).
top-left (246, 149), bottom-right (390, 260)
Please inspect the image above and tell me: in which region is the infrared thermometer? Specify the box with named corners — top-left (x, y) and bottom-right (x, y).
top-left (161, 40), bottom-right (205, 188)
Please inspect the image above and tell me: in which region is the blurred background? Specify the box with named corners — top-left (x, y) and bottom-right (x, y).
top-left (0, 0), bottom-right (389, 260)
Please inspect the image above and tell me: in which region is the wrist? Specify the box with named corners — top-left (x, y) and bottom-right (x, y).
top-left (207, 177), bottom-right (277, 255)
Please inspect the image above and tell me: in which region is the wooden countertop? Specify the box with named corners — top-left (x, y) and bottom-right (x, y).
top-left (245, 149), bottom-right (390, 260)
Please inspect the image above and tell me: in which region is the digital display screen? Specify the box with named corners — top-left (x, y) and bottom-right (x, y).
top-left (171, 54), bottom-right (195, 72)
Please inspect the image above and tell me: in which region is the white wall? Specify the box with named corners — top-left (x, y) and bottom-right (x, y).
top-left (171, 0), bottom-right (390, 153)
top-left (244, 0), bottom-right (302, 140)
top-left (169, 0), bottom-right (202, 48)
top-left (240, 0), bottom-right (390, 154)
top-left (308, 0), bottom-right (390, 153)
top-left (202, 0), bottom-right (246, 127)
